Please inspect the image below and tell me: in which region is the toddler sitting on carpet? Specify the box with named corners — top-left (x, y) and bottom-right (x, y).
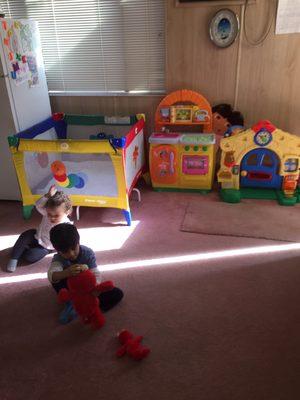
top-left (7, 185), bottom-right (72, 272)
top-left (48, 223), bottom-right (124, 323)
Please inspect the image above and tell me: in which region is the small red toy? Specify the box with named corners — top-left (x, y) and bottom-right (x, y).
top-left (58, 269), bottom-right (114, 330)
top-left (116, 330), bottom-right (150, 361)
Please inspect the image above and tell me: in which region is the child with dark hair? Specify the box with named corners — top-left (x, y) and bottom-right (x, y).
top-left (48, 223), bottom-right (123, 322)
top-left (7, 185), bottom-right (72, 272)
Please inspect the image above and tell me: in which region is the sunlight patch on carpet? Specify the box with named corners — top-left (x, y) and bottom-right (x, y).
top-left (0, 221), bottom-right (139, 252)
top-left (1, 242), bottom-right (300, 285)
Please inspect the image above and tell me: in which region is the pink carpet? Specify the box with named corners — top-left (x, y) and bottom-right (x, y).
top-left (0, 185), bottom-right (300, 400)
top-left (181, 195), bottom-right (300, 242)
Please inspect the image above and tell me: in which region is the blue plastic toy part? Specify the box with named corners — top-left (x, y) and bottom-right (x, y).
top-left (122, 209), bottom-right (132, 226)
top-left (75, 176), bottom-right (85, 189)
top-left (15, 115), bottom-right (67, 139)
top-left (89, 132), bottom-right (115, 140)
top-left (112, 137), bottom-right (126, 148)
top-left (59, 301), bottom-right (77, 325)
top-left (240, 148), bottom-right (282, 189)
top-left (224, 125), bottom-right (244, 138)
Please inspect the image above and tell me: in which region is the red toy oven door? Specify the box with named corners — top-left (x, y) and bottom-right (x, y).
top-left (182, 155), bottom-right (209, 175)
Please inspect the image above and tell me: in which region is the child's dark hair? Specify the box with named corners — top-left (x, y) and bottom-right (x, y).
top-left (45, 191), bottom-right (72, 214)
top-left (50, 223), bottom-right (79, 253)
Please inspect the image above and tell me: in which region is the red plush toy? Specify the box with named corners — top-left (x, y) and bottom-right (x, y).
top-left (116, 330), bottom-right (150, 361)
top-left (58, 269), bottom-right (114, 330)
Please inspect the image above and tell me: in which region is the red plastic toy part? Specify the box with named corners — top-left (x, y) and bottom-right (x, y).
top-left (116, 330), bottom-right (150, 361)
top-left (58, 269), bottom-right (114, 330)
top-left (251, 120), bottom-right (276, 134)
top-left (52, 112), bottom-right (65, 121)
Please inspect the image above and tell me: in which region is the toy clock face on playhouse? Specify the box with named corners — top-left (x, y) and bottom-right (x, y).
top-left (254, 129), bottom-right (273, 146)
top-left (209, 9), bottom-right (240, 48)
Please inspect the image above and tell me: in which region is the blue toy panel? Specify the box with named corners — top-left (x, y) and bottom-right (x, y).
top-left (240, 148), bottom-right (282, 189)
top-left (15, 115), bottom-right (67, 139)
top-left (24, 151), bottom-right (118, 197)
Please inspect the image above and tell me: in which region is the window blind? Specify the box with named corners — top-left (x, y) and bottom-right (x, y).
top-left (0, 0), bottom-right (165, 94)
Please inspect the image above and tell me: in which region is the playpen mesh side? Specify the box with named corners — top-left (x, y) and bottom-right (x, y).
top-left (24, 150), bottom-right (60, 191)
top-left (66, 124), bottom-right (130, 140)
top-left (33, 129), bottom-right (57, 140)
top-left (24, 151), bottom-right (118, 197)
top-left (22, 129), bottom-right (61, 190)
top-left (64, 114), bottom-right (136, 140)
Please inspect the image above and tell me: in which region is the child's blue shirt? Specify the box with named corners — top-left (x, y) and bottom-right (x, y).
top-left (48, 245), bottom-right (100, 283)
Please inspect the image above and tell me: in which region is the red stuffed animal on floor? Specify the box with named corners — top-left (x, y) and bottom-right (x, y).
top-left (58, 269), bottom-right (114, 330)
top-left (116, 330), bottom-right (150, 361)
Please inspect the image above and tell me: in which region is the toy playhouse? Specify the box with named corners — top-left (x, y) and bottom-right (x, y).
top-left (217, 120), bottom-right (300, 205)
top-left (149, 89), bottom-right (216, 192)
top-left (8, 113), bottom-right (145, 225)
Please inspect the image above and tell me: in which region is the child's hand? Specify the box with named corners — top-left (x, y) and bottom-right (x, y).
top-left (66, 264), bottom-right (83, 277)
top-left (66, 264), bottom-right (88, 277)
top-left (76, 264), bottom-right (88, 272)
top-left (47, 185), bottom-right (57, 198)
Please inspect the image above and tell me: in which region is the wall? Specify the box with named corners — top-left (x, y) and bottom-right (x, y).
top-left (237, 1), bottom-right (300, 133)
top-left (51, 0), bottom-right (300, 135)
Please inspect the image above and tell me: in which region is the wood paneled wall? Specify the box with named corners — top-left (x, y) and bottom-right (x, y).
top-left (237, 1), bottom-right (300, 133)
top-left (51, 0), bottom-right (300, 136)
top-left (166, 1), bottom-right (240, 104)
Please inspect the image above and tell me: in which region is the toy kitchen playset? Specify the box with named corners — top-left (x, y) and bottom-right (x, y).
top-left (149, 89), bottom-right (216, 192)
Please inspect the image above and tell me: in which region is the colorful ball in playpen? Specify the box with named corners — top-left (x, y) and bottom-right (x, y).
top-left (77, 172), bottom-right (88, 183)
top-left (51, 161), bottom-right (66, 176)
top-left (75, 177), bottom-right (85, 189)
top-left (51, 160), bottom-right (86, 189)
top-left (59, 177), bottom-right (70, 188)
top-left (53, 173), bottom-right (68, 182)
top-left (67, 173), bottom-right (85, 189)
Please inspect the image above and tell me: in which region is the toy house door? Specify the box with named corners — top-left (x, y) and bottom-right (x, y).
top-left (240, 148), bottom-right (282, 189)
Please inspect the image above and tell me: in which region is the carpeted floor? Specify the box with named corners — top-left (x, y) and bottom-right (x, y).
top-left (0, 185), bottom-right (300, 400)
top-left (181, 195), bottom-right (300, 242)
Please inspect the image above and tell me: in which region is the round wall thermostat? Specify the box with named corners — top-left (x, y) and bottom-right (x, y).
top-left (209, 9), bottom-right (240, 48)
